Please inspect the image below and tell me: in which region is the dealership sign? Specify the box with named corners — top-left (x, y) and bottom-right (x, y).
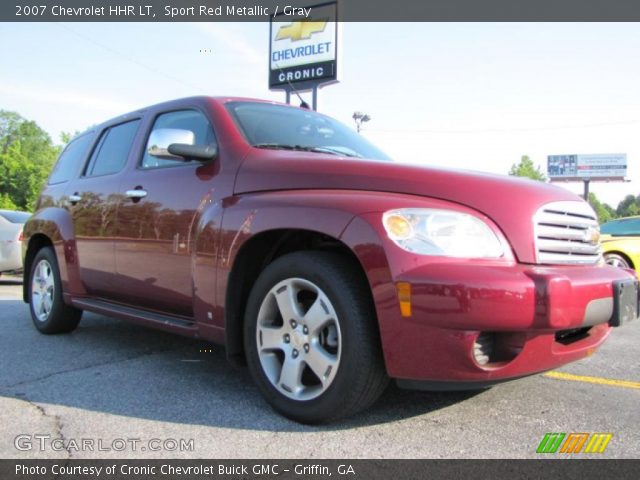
top-left (269, 1), bottom-right (339, 90)
top-left (547, 153), bottom-right (627, 181)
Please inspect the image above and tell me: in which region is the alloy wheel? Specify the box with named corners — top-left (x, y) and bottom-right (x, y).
top-left (255, 277), bottom-right (342, 401)
top-left (31, 259), bottom-right (55, 322)
top-left (605, 255), bottom-right (630, 269)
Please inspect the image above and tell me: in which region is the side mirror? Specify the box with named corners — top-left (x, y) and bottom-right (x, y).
top-left (168, 143), bottom-right (218, 161)
top-left (147, 128), bottom-right (195, 160)
top-left (147, 128), bottom-right (217, 162)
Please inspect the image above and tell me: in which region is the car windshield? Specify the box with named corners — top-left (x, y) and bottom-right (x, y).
top-left (601, 218), bottom-right (640, 236)
top-left (226, 101), bottom-right (391, 161)
top-left (0, 210), bottom-right (31, 223)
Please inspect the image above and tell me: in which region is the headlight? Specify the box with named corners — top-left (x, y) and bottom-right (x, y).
top-left (382, 208), bottom-right (504, 258)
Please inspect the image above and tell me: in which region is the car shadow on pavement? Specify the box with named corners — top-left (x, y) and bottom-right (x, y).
top-left (0, 306), bottom-right (482, 432)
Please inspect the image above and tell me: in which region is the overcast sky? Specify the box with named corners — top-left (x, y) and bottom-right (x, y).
top-left (1, 22), bottom-right (639, 206)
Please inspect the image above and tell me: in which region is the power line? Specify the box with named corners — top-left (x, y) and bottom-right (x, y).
top-left (365, 119), bottom-right (640, 135)
top-left (55, 23), bottom-right (207, 93)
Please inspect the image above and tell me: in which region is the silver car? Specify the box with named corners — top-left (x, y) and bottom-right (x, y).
top-left (0, 210), bottom-right (31, 273)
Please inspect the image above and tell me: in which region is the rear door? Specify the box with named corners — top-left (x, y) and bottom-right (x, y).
top-left (70, 119), bottom-right (141, 298)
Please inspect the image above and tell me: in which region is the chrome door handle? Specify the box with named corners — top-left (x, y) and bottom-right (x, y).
top-left (125, 189), bottom-right (147, 200)
top-left (68, 194), bottom-right (82, 203)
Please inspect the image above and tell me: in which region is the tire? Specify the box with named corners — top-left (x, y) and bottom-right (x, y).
top-left (604, 253), bottom-right (631, 269)
top-left (244, 251), bottom-right (389, 424)
top-left (28, 246), bottom-right (82, 334)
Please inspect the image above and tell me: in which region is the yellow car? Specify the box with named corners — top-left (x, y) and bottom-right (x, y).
top-left (600, 216), bottom-right (640, 271)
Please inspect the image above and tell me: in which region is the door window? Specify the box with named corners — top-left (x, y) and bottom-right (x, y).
top-left (85, 120), bottom-right (140, 177)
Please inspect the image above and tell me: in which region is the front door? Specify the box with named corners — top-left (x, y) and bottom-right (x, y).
top-left (113, 109), bottom-right (219, 317)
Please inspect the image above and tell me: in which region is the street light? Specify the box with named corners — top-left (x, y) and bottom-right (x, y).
top-left (352, 111), bottom-right (371, 133)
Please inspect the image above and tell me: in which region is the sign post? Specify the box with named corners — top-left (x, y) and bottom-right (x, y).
top-left (268, 1), bottom-right (340, 110)
top-left (547, 153), bottom-right (628, 200)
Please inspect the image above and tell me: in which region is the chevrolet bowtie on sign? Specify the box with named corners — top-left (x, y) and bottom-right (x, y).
top-left (276, 21), bottom-right (328, 41)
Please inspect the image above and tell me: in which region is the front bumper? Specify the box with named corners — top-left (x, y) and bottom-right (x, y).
top-left (378, 261), bottom-right (637, 385)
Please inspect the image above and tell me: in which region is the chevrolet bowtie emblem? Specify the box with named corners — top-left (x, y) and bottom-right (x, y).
top-left (584, 226), bottom-right (601, 245)
top-left (276, 21), bottom-right (327, 41)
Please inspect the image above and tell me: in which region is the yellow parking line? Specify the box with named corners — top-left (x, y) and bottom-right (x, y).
top-left (543, 371), bottom-right (640, 390)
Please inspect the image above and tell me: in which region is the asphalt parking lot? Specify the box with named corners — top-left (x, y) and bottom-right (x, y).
top-left (0, 276), bottom-right (638, 459)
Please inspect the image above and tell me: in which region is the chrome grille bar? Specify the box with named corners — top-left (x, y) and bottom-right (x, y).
top-left (534, 201), bottom-right (601, 265)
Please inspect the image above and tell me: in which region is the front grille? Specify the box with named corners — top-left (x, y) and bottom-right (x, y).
top-left (534, 201), bottom-right (601, 265)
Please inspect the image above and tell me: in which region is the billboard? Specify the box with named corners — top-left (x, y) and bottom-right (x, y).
top-left (269, 1), bottom-right (339, 90)
top-left (547, 153), bottom-right (627, 181)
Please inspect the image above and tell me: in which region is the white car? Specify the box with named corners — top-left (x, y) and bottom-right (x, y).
top-left (0, 209), bottom-right (31, 273)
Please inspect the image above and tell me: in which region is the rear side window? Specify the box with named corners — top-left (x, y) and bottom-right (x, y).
top-left (86, 120), bottom-right (140, 177)
top-left (48, 133), bottom-right (95, 184)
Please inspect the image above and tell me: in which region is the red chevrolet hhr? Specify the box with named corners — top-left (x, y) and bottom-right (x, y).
top-left (23, 97), bottom-right (638, 423)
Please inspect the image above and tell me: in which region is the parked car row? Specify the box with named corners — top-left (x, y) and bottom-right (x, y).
top-left (601, 216), bottom-right (640, 272)
top-left (0, 209), bottom-right (31, 274)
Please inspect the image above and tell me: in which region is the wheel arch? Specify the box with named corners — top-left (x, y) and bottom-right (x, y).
top-left (604, 250), bottom-right (635, 270)
top-left (23, 234), bottom-right (54, 302)
top-left (224, 228), bottom-right (372, 365)
top-left (22, 207), bottom-right (82, 303)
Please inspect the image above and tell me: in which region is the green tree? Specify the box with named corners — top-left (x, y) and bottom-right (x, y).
top-left (615, 194), bottom-right (640, 218)
top-left (60, 130), bottom-right (81, 144)
top-left (0, 110), bottom-right (61, 211)
top-left (624, 202), bottom-right (640, 216)
top-left (588, 192), bottom-right (616, 223)
top-left (509, 155), bottom-right (547, 181)
top-left (0, 193), bottom-right (17, 209)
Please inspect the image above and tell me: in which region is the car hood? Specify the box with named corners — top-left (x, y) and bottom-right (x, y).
top-left (235, 150), bottom-right (584, 263)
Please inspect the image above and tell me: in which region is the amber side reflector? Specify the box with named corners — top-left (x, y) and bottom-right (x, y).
top-left (396, 282), bottom-right (412, 317)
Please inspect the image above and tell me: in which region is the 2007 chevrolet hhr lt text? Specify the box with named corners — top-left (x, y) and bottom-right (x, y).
top-left (22, 97), bottom-right (639, 423)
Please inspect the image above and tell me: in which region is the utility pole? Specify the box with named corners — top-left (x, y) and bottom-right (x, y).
top-left (583, 179), bottom-right (590, 201)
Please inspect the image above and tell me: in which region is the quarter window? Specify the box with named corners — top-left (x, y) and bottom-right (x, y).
top-left (86, 120), bottom-right (140, 177)
top-left (49, 133), bottom-right (95, 184)
top-left (142, 110), bottom-right (216, 169)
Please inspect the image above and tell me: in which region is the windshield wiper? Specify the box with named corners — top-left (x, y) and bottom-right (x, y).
top-left (252, 143), bottom-right (360, 158)
top-left (306, 146), bottom-right (361, 158)
top-left (253, 143), bottom-right (303, 151)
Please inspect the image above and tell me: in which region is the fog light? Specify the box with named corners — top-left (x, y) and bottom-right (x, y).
top-left (473, 332), bottom-right (495, 366)
top-left (473, 332), bottom-right (525, 366)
